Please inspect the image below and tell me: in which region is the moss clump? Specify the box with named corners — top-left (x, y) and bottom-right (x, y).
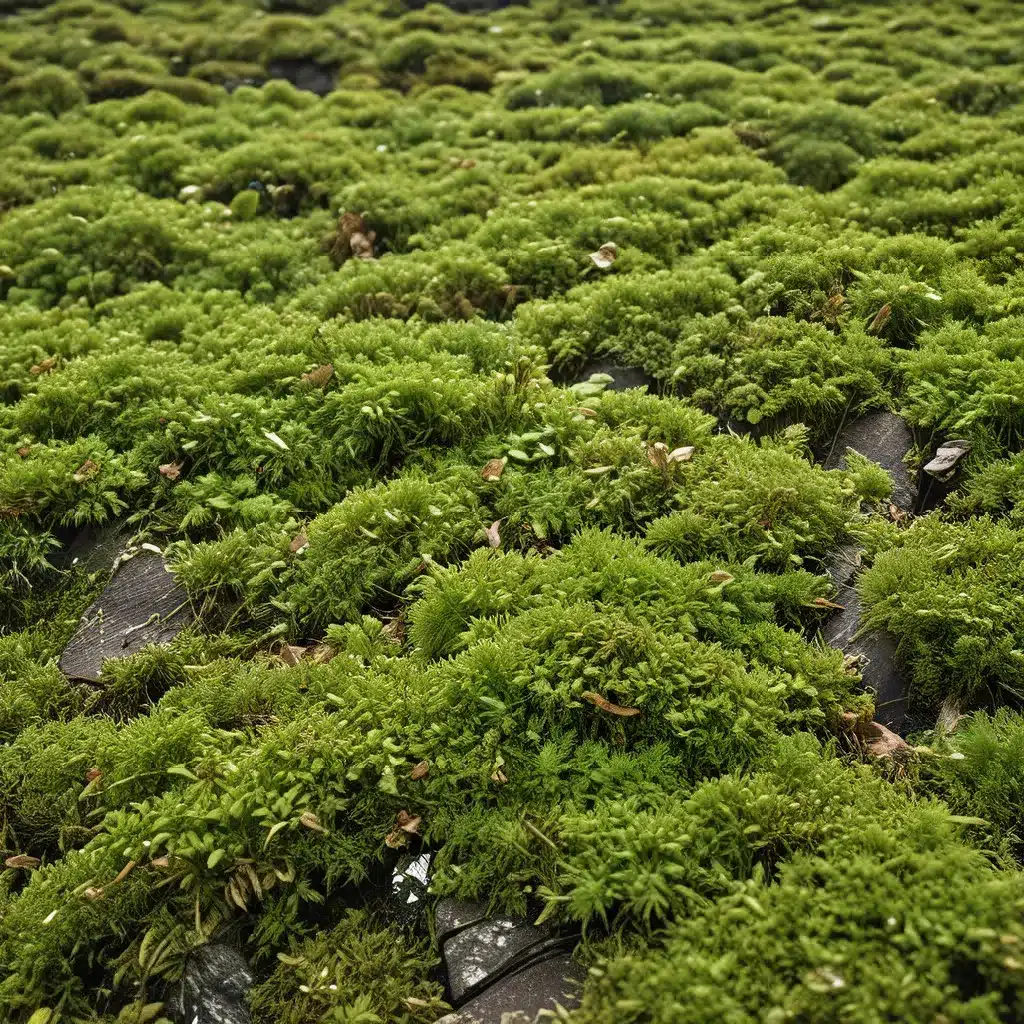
top-left (3, 0), bottom-right (1024, 1020)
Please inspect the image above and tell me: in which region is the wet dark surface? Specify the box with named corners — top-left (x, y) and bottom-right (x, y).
top-left (266, 59), bottom-right (337, 96)
top-left (59, 548), bottom-right (194, 682)
top-left (170, 944), bottom-right (253, 1024)
top-left (821, 543), bottom-right (908, 734)
top-left (435, 952), bottom-right (584, 1024)
top-left (555, 358), bottom-right (659, 393)
top-left (822, 409), bottom-right (918, 510)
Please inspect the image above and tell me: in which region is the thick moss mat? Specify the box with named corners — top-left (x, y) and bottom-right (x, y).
top-left (3, 1), bottom-right (1024, 1021)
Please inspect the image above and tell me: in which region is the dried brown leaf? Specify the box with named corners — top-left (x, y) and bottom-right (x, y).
top-left (485, 520), bottom-right (502, 548)
top-left (865, 721), bottom-right (910, 759)
top-left (396, 810), bottom-right (422, 834)
top-left (410, 760), bottom-right (430, 781)
top-left (481, 458), bottom-right (506, 481)
top-left (709, 571), bottom-right (734, 584)
top-left (278, 645), bottom-right (307, 667)
top-left (84, 886), bottom-right (105, 900)
top-left (301, 363), bottom-right (334, 388)
top-left (490, 768), bottom-right (508, 784)
top-left (808, 597), bottom-right (845, 611)
top-left (580, 691), bottom-right (640, 717)
top-left (299, 811), bottom-right (326, 833)
top-left (30, 357), bottom-right (56, 375)
top-left (310, 644), bottom-right (336, 665)
top-left (646, 442), bottom-right (668, 471)
top-left (17, 446), bottom-right (31, 458)
top-left (289, 533), bottom-right (309, 554)
top-left (5, 854), bottom-right (40, 870)
top-left (72, 459), bottom-right (100, 484)
top-left (159, 462), bottom-right (182, 481)
top-left (151, 856), bottom-right (171, 870)
top-left (868, 302), bottom-right (892, 334)
top-left (86, 767), bottom-right (102, 783)
top-left (590, 241), bottom-right (618, 269)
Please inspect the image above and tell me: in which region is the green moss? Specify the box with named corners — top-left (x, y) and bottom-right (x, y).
top-left (2, 0), bottom-right (1024, 1019)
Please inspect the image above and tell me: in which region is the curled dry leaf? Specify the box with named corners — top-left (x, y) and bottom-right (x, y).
top-left (299, 811), bottom-right (326, 833)
top-left (590, 241), bottom-right (618, 269)
top-left (159, 462), bottom-right (182, 481)
top-left (410, 760), bottom-right (430, 780)
top-left (485, 520), bottom-right (502, 548)
top-left (385, 810), bottom-right (423, 848)
top-left (808, 597), bottom-right (845, 610)
top-left (5, 854), bottom-right (41, 870)
top-left (72, 459), bottom-right (100, 484)
top-left (85, 767), bottom-right (102, 783)
top-left (302, 363), bottom-right (334, 388)
top-left (151, 856), bottom-right (171, 869)
top-left (17, 446), bottom-right (31, 458)
top-left (709, 571), bottom-right (734, 584)
top-left (30, 357), bottom-right (56, 375)
top-left (481, 457), bottom-right (506, 481)
top-left (289, 533), bottom-right (309, 554)
top-left (491, 768), bottom-right (508, 784)
top-left (667, 446), bottom-right (695, 463)
top-left (646, 441), bottom-right (669, 471)
top-left (868, 302), bottom-right (892, 334)
top-left (84, 887), bottom-right (104, 900)
top-left (382, 615), bottom-right (405, 644)
top-left (581, 690), bottom-right (640, 717)
top-left (278, 645), bottom-right (307, 667)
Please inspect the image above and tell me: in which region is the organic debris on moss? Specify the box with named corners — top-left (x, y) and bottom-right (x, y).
top-left (4, 0), bottom-right (1024, 1021)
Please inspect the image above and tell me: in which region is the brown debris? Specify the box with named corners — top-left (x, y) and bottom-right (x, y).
top-left (17, 446), bottom-right (31, 458)
top-left (278, 645), bottom-right (308, 667)
top-left (112, 859), bottom-right (137, 885)
top-left (289, 533), bottom-right (309, 554)
top-left (842, 711), bottom-right (911, 760)
top-left (327, 212), bottom-right (376, 266)
top-left (299, 811), bottom-right (326, 833)
top-left (485, 520), bottom-right (502, 548)
top-left (4, 854), bottom-right (40, 870)
top-left (385, 810), bottom-right (423, 849)
top-left (868, 302), bottom-right (892, 334)
top-left (481, 458), bottom-right (506, 481)
top-left (159, 462), bottom-right (182, 481)
top-left (581, 690), bottom-right (640, 717)
top-left (709, 571), bottom-right (734, 584)
top-left (72, 459), bottom-right (100, 484)
top-left (808, 596), bottom-right (846, 610)
top-left (301, 363), bottom-right (334, 388)
top-left (589, 242), bottom-right (618, 269)
top-left (30, 356), bottom-right (57, 375)
top-left (410, 760), bottom-right (430, 781)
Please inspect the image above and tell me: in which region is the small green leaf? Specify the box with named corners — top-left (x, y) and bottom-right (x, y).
top-left (207, 849), bottom-right (226, 869)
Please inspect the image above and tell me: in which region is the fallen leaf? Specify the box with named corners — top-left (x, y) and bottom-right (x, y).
top-left (299, 811), bottom-right (326, 833)
top-left (278, 645), bottom-right (307, 667)
top-left (646, 441), bottom-right (669, 471)
top-left (382, 615), bottom-right (405, 644)
top-left (5, 854), bottom-right (40, 870)
top-left (709, 571), bottom-right (734, 584)
top-left (396, 810), bottom-right (422, 834)
top-left (481, 457), bottom-right (506, 481)
top-left (263, 430), bottom-right (289, 451)
top-left (491, 768), bottom-right (508, 784)
top-left (84, 887), bottom-right (104, 900)
top-left (581, 691), bottom-right (640, 717)
top-left (410, 760), bottom-right (430, 780)
top-left (30, 357), bottom-right (56, 375)
top-left (159, 462), bottom-right (182, 481)
top-left (868, 302), bottom-right (892, 334)
top-left (350, 230), bottom-right (376, 261)
top-left (112, 860), bottom-right (136, 885)
top-left (72, 459), bottom-right (100, 484)
top-left (485, 520), bottom-right (502, 548)
top-left (151, 857), bottom-right (170, 870)
top-left (289, 533), bottom-right (309, 554)
top-left (808, 597), bottom-right (845, 610)
top-left (573, 407), bottom-right (598, 417)
top-left (17, 446), bottom-right (31, 458)
top-left (667, 446), bottom-right (695, 463)
top-left (590, 241), bottom-right (618, 269)
top-left (301, 363), bottom-right (334, 388)
top-left (85, 768), bottom-right (102, 783)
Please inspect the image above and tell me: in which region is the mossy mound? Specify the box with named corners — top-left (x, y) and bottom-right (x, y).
top-left (4, 1), bottom-right (1024, 1022)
